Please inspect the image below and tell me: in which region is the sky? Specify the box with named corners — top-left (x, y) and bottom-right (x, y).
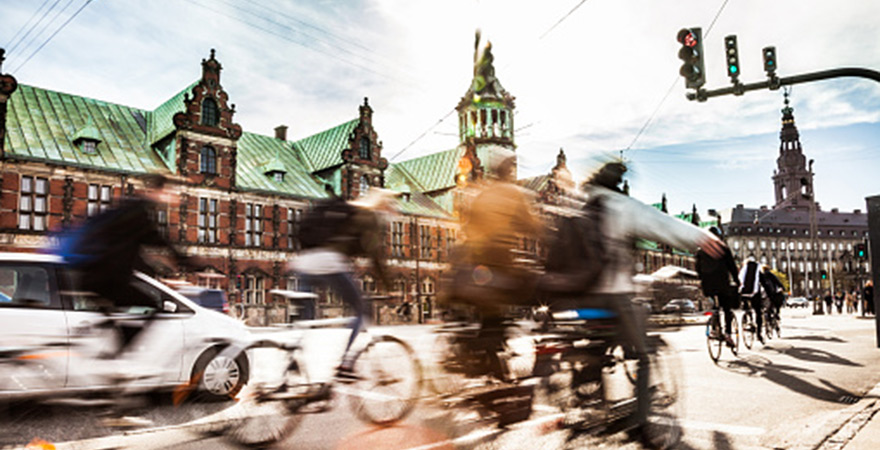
top-left (1, 0), bottom-right (879, 217)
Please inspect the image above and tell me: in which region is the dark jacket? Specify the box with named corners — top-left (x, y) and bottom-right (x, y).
top-left (760, 269), bottom-right (785, 301)
top-left (696, 246), bottom-right (739, 296)
top-left (72, 197), bottom-right (185, 280)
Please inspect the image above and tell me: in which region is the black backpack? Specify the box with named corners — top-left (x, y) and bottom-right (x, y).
top-left (299, 197), bottom-right (357, 250)
top-left (539, 197), bottom-right (606, 295)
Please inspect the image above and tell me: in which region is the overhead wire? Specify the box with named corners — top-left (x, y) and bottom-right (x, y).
top-left (6, 0), bottom-right (63, 56)
top-left (11, 0), bottom-right (95, 74)
top-left (622, 0), bottom-right (731, 153)
top-left (4, 0), bottom-right (54, 50)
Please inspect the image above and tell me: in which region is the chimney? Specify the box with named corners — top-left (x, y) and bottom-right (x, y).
top-left (855, 209), bottom-right (862, 214)
top-left (831, 208), bottom-right (839, 213)
top-left (274, 125), bottom-right (288, 141)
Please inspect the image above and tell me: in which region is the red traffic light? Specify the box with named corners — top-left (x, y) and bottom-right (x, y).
top-left (677, 28), bottom-right (698, 47)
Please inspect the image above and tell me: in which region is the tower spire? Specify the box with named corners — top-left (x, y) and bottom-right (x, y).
top-left (772, 88), bottom-right (813, 209)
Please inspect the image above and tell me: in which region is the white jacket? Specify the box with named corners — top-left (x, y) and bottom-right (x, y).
top-left (584, 185), bottom-right (715, 295)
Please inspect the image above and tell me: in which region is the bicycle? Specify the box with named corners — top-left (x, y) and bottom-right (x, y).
top-left (741, 301), bottom-right (759, 349)
top-left (531, 304), bottom-right (682, 449)
top-left (763, 297), bottom-right (781, 340)
top-left (706, 296), bottom-right (739, 363)
top-left (200, 293), bottom-right (423, 448)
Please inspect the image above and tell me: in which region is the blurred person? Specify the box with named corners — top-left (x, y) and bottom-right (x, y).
top-left (739, 257), bottom-right (765, 344)
top-left (864, 281), bottom-right (874, 316)
top-left (455, 148), bottom-right (543, 365)
top-left (824, 291), bottom-right (833, 315)
top-left (573, 156), bottom-right (724, 442)
top-left (290, 188), bottom-right (394, 378)
top-left (696, 226), bottom-right (740, 348)
top-left (846, 290), bottom-right (856, 314)
top-left (760, 265), bottom-right (785, 322)
top-left (835, 291), bottom-right (844, 314)
top-left (59, 173), bottom-right (191, 358)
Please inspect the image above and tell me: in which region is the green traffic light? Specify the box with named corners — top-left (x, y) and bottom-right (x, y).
top-left (730, 65), bottom-right (738, 73)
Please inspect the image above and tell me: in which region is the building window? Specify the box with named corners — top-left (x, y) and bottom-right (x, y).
top-left (245, 203), bottom-right (263, 247)
top-left (422, 277), bottom-right (435, 295)
top-left (198, 273), bottom-right (221, 289)
top-left (747, 240), bottom-right (755, 250)
top-left (285, 276), bottom-right (300, 291)
top-left (391, 222), bottom-right (405, 258)
top-left (446, 228), bottom-right (457, 254)
top-left (362, 275), bottom-right (377, 294)
top-left (848, 243), bottom-right (853, 251)
top-left (771, 241), bottom-right (776, 250)
top-left (198, 198), bottom-right (218, 244)
top-left (200, 146), bottom-right (217, 174)
top-left (359, 137), bottom-right (371, 160)
top-left (782, 260), bottom-right (788, 270)
top-left (156, 208), bottom-right (168, 238)
top-left (420, 225), bottom-right (433, 259)
top-left (273, 172), bottom-right (284, 183)
top-left (82, 140), bottom-right (97, 154)
top-left (733, 240), bottom-right (740, 250)
top-left (760, 240), bottom-right (766, 250)
top-left (87, 184), bottom-right (112, 217)
top-left (287, 208), bottom-right (302, 250)
top-left (392, 278), bottom-right (407, 297)
top-left (359, 175), bottom-right (370, 197)
top-left (18, 176), bottom-right (48, 231)
top-left (798, 242), bottom-right (803, 251)
top-left (822, 242), bottom-right (828, 251)
top-left (242, 274), bottom-right (265, 304)
top-left (201, 97), bottom-right (219, 127)
top-left (806, 242), bottom-right (811, 251)
top-left (838, 242), bottom-right (844, 251)
top-left (789, 241), bottom-right (795, 250)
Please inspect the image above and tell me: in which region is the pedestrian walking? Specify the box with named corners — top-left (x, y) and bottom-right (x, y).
top-left (824, 291), bottom-right (833, 315)
top-left (865, 281), bottom-right (875, 316)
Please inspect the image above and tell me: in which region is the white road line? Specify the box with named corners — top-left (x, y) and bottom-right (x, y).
top-left (679, 418), bottom-right (765, 436)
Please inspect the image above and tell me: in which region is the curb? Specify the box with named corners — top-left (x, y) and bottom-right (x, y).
top-left (813, 381), bottom-right (880, 450)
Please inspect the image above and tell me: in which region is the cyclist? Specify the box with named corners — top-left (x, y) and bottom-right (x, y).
top-left (290, 188), bottom-right (395, 379)
top-left (760, 265), bottom-right (785, 323)
top-left (59, 173), bottom-right (192, 358)
top-left (575, 157), bottom-right (724, 441)
top-left (739, 257), bottom-right (765, 344)
top-left (696, 226), bottom-right (740, 348)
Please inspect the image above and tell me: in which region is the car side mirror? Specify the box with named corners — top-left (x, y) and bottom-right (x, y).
top-left (163, 300), bottom-right (178, 313)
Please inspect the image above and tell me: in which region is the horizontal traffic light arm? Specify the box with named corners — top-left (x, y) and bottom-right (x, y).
top-left (686, 67), bottom-right (880, 101)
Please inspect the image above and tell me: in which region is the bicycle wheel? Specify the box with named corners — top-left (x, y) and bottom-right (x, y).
top-left (741, 310), bottom-right (755, 350)
top-left (347, 335), bottom-right (422, 425)
top-left (642, 336), bottom-right (683, 450)
top-left (211, 347), bottom-right (309, 448)
top-left (427, 332), bottom-right (468, 396)
top-left (729, 313), bottom-right (740, 357)
top-left (705, 313), bottom-right (722, 363)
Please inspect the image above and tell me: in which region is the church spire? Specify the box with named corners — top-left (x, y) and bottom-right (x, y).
top-left (772, 89), bottom-right (813, 210)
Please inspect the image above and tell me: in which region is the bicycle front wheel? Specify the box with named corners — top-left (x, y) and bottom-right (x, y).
top-left (729, 314), bottom-right (740, 357)
top-left (347, 335), bottom-right (423, 425)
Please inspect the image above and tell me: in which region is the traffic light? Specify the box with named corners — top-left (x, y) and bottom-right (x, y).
top-left (856, 242), bottom-right (867, 259)
top-left (724, 35), bottom-right (740, 83)
top-left (677, 27), bottom-right (706, 89)
top-left (762, 46), bottom-right (777, 76)
top-left (820, 270), bottom-right (828, 280)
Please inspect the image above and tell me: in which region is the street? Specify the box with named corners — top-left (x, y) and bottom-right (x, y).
top-left (3, 309), bottom-right (880, 450)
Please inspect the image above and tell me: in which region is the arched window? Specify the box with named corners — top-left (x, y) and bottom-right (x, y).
top-left (200, 146), bottom-right (217, 174)
top-left (201, 97), bottom-right (219, 126)
top-left (359, 137), bottom-right (371, 160)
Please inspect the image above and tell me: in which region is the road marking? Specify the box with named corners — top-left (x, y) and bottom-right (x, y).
top-left (402, 413), bottom-right (566, 450)
top-left (680, 418), bottom-right (765, 436)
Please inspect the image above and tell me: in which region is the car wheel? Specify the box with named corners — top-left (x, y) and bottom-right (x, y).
top-left (192, 346), bottom-right (249, 402)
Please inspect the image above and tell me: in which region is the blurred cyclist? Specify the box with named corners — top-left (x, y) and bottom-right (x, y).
top-left (60, 173), bottom-right (191, 358)
top-left (574, 156), bottom-right (724, 442)
top-left (290, 188), bottom-right (394, 379)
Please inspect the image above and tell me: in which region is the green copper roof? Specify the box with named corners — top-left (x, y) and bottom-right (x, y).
top-left (393, 147), bottom-right (462, 194)
top-left (149, 81), bottom-right (196, 145)
top-left (4, 84), bottom-right (166, 173)
top-left (72, 116), bottom-right (102, 143)
top-left (291, 118), bottom-right (358, 173)
top-left (236, 132), bottom-right (329, 198)
top-left (384, 163), bottom-right (427, 193)
top-left (394, 191), bottom-right (453, 219)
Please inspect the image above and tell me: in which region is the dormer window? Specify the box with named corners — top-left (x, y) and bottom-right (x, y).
top-left (359, 137), bottom-right (371, 160)
top-left (81, 140), bottom-right (97, 154)
top-left (201, 97), bottom-right (219, 127)
top-left (200, 146), bottom-right (217, 174)
top-left (273, 172), bottom-right (284, 183)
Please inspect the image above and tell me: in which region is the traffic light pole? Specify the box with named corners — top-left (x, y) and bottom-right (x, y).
top-left (686, 68), bottom-right (880, 102)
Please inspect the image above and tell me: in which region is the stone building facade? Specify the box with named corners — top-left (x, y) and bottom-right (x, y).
top-left (721, 96), bottom-right (870, 297)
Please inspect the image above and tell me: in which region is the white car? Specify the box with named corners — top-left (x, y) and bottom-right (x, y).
top-left (0, 253), bottom-right (250, 402)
